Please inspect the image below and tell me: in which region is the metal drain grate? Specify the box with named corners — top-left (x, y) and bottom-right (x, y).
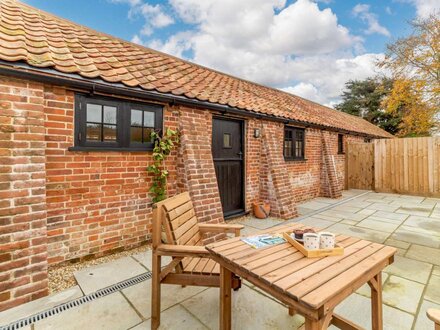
top-left (0, 271), bottom-right (152, 330)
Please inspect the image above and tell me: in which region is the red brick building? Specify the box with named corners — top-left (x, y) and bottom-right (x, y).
top-left (0, 1), bottom-right (392, 311)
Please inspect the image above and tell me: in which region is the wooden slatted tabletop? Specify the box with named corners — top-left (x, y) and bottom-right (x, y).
top-left (206, 222), bottom-right (396, 330)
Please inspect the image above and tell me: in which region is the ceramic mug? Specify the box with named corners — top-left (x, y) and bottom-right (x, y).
top-left (319, 232), bottom-right (336, 249)
top-left (303, 233), bottom-right (320, 250)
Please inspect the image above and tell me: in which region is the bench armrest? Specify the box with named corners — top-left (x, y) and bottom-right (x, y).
top-left (199, 223), bottom-right (244, 237)
top-left (427, 308), bottom-right (440, 325)
top-left (156, 244), bottom-right (210, 258)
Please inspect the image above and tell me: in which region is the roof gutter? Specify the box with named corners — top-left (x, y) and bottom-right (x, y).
top-left (0, 63), bottom-right (388, 139)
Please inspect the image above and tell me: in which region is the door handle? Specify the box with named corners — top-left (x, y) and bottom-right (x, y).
top-left (237, 151), bottom-right (243, 159)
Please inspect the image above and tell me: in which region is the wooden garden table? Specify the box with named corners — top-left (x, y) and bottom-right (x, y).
top-left (206, 223), bottom-right (396, 330)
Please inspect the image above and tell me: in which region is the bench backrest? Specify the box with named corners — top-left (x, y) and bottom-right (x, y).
top-left (155, 192), bottom-right (203, 246)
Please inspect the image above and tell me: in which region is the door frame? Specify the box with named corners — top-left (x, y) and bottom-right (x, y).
top-left (212, 116), bottom-right (246, 219)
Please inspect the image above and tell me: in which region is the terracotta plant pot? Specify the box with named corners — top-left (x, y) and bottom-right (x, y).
top-left (253, 202), bottom-right (271, 219)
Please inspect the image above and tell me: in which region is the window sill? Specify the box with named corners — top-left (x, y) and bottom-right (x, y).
top-left (68, 146), bottom-right (153, 152)
top-left (284, 158), bottom-right (307, 162)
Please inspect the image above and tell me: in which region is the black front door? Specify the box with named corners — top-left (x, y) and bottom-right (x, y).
top-left (212, 117), bottom-right (244, 218)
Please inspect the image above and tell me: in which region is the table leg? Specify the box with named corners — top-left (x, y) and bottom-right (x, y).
top-left (220, 266), bottom-right (232, 330)
top-left (304, 312), bottom-right (333, 330)
top-left (304, 318), bottom-right (320, 330)
top-left (368, 272), bottom-right (383, 330)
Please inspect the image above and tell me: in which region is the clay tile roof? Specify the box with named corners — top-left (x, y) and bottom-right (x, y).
top-left (0, 0), bottom-right (393, 138)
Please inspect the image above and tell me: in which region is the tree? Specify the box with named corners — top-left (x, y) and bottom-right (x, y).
top-left (379, 14), bottom-right (440, 135)
top-left (335, 77), bottom-right (402, 135)
top-left (382, 79), bottom-right (436, 136)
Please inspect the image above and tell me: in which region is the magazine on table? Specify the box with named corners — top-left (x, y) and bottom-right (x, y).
top-left (241, 234), bottom-right (286, 249)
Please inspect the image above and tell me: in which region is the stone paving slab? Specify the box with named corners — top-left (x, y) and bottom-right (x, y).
top-left (414, 300), bottom-right (440, 330)
top-left (318, 209), bottom-right (369, 221)
top-left (33, 292), bottom-right (141, 330)
top-left (370, 210), bottom-right (410, 221)
top-left (366, 202), bottom-right (400, 212)
top-left (297, 200), bottom-right (330, 211)
top-left (74, 257), bottom-right (147, 294)
top-left (132, 250), bottom-right (172, 272)
top-left (326, 223), bottom-right (389, 243)
top-left (181, 285), bottom-right (304, 330)
top-left (385, 238), bottom-right (411, 249)
top-left (382, 275), bottom-right (425, 314)
top-left (122, 280), bottom-right (206, 319)
top-left (5, 189), bottom-right (440, 330)
top-left (391, 227), bottom-right (440, 249)
top-left (356, 218), bottom-right (400, 233)
top-left (296, 217), bottom-right (334, 229)
top-left (406, 244), bottom-right (440, 266)
top-left (384, 256), bottom-right (432, 284)
top-left (404, 215), bottom-right (440, 233)
top-left (425, 274), bottom-right (440, 304)
top-left (396, 205), bottom-right (434, 217)
top-left (0, 286), bottom-right (83, 326)
top-left (131, 305), bottom-right (209, 330)
top-left (364, 215), bottom-right (405, 225)
top-left (329, 293), bottom-right (414, 330)
top-left (236, 217), bottom-right (284, 230)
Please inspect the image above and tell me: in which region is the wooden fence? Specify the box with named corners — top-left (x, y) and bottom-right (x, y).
top-left (345, 142), bottom-right (374, 190)
top-left (346, 137), bottom-right (440, 196)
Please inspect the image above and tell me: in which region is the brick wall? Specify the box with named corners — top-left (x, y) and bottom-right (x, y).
top-left (0, 77), bottom-right (49, 311)
top-left (43, 88), bottom-right (179, 264)
top-left (245, 122), bottom-right (364, 218)
top-left (0, 74), bottom-right (370, 311)
top-left (177, 106), bottom-right (225, 243)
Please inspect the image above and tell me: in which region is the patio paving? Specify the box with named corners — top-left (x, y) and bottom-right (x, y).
top-left (1, 190), bottom-right (440, 329)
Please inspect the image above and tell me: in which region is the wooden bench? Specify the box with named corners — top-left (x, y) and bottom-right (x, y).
top-left (428, 309), bottom-right (440, 330)
top-left (151, 192), bottom-right (244, 330)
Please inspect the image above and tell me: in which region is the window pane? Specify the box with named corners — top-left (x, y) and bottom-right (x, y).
top-left (223, 133), bottom-right (231, 148)
top-left (296, 131), bottom-right (303, 140)
top-left (143, 111), bottom-right (155, 127)
top-left (295, 141), bottom-right (303, 158)
top-left (103, 125), bottom-right (117, 141)
top-left (284, 140), bottom-right (292, 157)
top-left (131, 110), bottom-right (142, 126)
top-left (143, 128), bottom-right (154, 143)
top-left (131, 127), bottom-right (142, 143)
top-left (103, 106), bottom-right (117, 124)
top-left (86, 123), bottom-right (101, 141)
top-left (86, 104), bottom-right (101, 122)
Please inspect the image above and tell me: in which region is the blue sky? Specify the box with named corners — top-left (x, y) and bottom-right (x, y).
top-left (25, 0), bottom-right (439, 106)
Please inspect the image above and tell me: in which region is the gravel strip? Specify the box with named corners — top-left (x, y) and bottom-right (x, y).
top-left (48, 244), bottom-right (151, 294)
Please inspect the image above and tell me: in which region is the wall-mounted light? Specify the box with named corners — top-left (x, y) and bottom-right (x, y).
top-left (254, 128), bottom-right (261, 138)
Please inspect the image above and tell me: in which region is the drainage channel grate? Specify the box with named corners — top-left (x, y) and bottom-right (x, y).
top-left (1, 271), bottom-right (152, 330)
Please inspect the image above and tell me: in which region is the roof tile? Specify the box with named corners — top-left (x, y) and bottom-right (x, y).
top-left (0, 0), bottom-right (393, 138)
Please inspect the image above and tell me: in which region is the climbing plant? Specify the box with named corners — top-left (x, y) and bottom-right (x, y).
top-left (147, 128), bottom-right (179, 203)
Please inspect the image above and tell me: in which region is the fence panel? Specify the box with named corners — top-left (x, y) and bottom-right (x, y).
top-left (346, 142), bottom-right (374, 190)
top-left (347, 137), bottom-right (440, 196)
top-left (374, 137), bottom-right (440, 196)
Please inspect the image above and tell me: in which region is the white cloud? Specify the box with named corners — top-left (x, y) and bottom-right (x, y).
top-left (131, 34), bottom-right (143, 45)
top-left (110, 1), bottom-right (174, 36)
top-left (352, 4), bottom-right (390, 36)
top-left (282, 83), bottom-right (323, 103)
top-left (148, 31), bottom-right (195, 58)
top-left (115, 0), bottom-right (388, 105)
top-left (138, 3), bottom-right (174, 29)
top-left (410, 0), bottom-right (440, 18)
